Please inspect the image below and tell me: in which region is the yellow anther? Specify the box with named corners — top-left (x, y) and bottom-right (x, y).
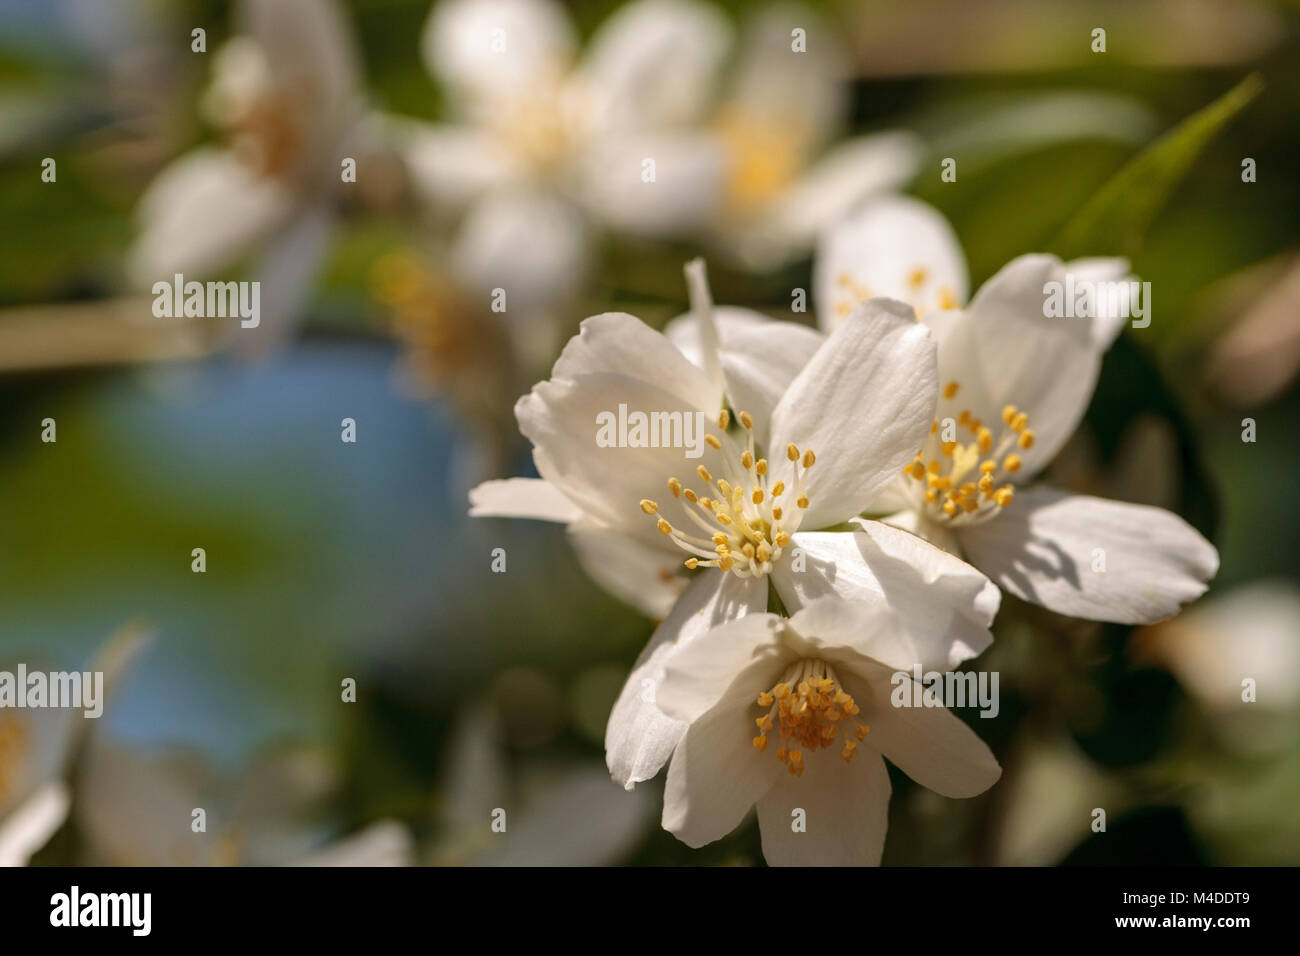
top-left (716, 513), bottom-right (732, 525)
top-left (980, 460), bottom-right (996, 474)
top-left (697, 465), bottom-right (712, 482)
top-left (1003, 453), bottom-right (1022, 473)
top-left (796, 494), bottom-right (809, 509)
top-left (854, 725), bottom-right (869, 740)
top-left (639, 499), bottom-right (658, 515)
top-left (943, 381), bottom-right (960, 399)
top-left (667, 477), bottom-right (682, 498)
top-left (1011, 412), bottom-right (1029, 433)
top-left (773, 531), bottom-right (790, 547)
top-left (773, 683), bottom-right (791, 699)
top-left (757, 691), bottom-right (774, 707)
top-left (1018, 430), bottom-right (1035, 449)
top-left (755, 458), bottom-right (768, 476)
top-left (683, 488), bottom-right (698, 503)
top-left (908, 461), bottom-right (926, 480)
top-left (705, 434), bottom-right (721, 450)
top-left (739, 411), bottom-right (754, 430)
top-left (752, 489), bottom-right (764, 504)
top-left (908, 267), bottom-right (928, 289)
top-left (786, 443), bottom-right (799, 461)
top-left (772, 506), bottom-right (783, 520)
top-left (741, 450), bottom-right (754, 469)
top-left (941, 441), bottom-right (957, 457)
top-left (716, 479), bottom-right (732, 498)
top-left (656, 518), bottom-right (672, 534)
top-left (938, 287), bottom-right (958, 310)
top-left (756, 714), bottom-right (774, 732)
top-left (684, 558), bottom-right (699, 569)
top-left (994, 486), bottom-right (1015, 508)
top-left (924, 489), bottom-right (938, 503)
top-left (977, 427), bottom-right (993, 453)
top-left (802, 449), bottom-right (815, 468)
top-left (978, 474), bottom-right (994, 494)
top-left (1002, 405), bottom-right (1017, 425)
top-left (718, 555), bottom-right (734, 571)
top-left (753, 736), bottom-right (768, 752)
top-left (717, 409), bottom-right (730, 429)
top-left (943, 500), bottom-right (957, 516)
top-left (928, 459), bottom-right (942, 474)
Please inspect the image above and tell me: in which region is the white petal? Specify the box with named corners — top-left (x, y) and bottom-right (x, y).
top-left (568, 521), bottom-right (685, 619)
top-left (775, 522), bottom-right (998, 670)
top-left (727, 7), bottom-right (848, 151)
top-left (0, 782), bottom-right (70, 867)
top-left (240, 0), bottom-right (363, 149)
top-left (452, 188), bottom-right (589, 317)
top-left (128, 149), bottom-right (293, 284)
top-left (655, 613), bottom-right (786, 723)
top-left (402, 122), bottom-right (524, 209)
top-left (1064, 257), bottom-right (1136, 348)
top-left (661, 657), bottom-right (784, 848)
top-left (814, 194), bottom-right (968, 332)
top-left (958, 254), bottom-right (1103, 475)
top-left (854, 661), bottom-right (1002, 798)
top-left (664, 306), bottom-right (824, 448)
top-left (550, 311), bottom-right (719, 410)
top-left (605, 571), bottom-right (767, 789)
top-left (578, 0), bottom-right (731, 131)
top-left (576, 131), bottom-right (727, 238)
top-left (746, 132), bottom-right (922, 265)
top-left (768, 298), bottom-right (938, 529)
top-left (239, 200), bottom-right (335, 355)
top-left (422, 0), bottom-right (576, 117)
top-left (518, 372), bottom-right (728, 541)
top-left (468, 477), bottom-right (584, 522)
top-left (959, 486), bottom-right (1219, 624)
top-left (756, 748), bottom-right (891, 866)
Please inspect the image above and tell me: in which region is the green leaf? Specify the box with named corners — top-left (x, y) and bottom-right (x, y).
top-left (1051, 74), bottom-right (1263, 260)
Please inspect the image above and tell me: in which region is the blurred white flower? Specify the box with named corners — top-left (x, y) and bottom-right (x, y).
top-left (1139, 581), bottom-right (1300, 716)
top-left (77, 740), bottom-right (410, 866)
top-left (656, 597), bottom-right (1000, 865)
top-left (127, 0), bottom-right (371, 351)
top-left (0, 625), bottom-right (147, 866)
top-left (470, 260), bottom-right (998, 789)
top-left (433, 704), bottom-right (655, 865)
top-left (704, 5), bottom-right (920, 268)
top-left (809, 195), bottom-right (1218, 624)
top-left (405, 0), bottom-right (732, 322)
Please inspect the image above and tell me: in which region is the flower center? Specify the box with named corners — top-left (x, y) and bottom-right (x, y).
top-left (902, 381), bottom-right (1034, 525)
top-left (831, 267), bottom-right (960, 326)
top-left (717, 108), bottom-right (807, 215)
top-left (204, 40), bottom-right (305, 179)
top-left (751, 659), bottom-right (870, 776)
top-left (640, 409), bottom-right (814, 579)
top-left (0, 712), bottom-right (29, 803)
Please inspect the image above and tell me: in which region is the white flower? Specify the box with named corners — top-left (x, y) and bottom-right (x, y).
top-left (128, 0), bottom-right (370, 349)
top-left (705, 6), bottom-right (921, 269)
top-left (656, 597), bottom-right (1000, 865)
top-left (471, 260), bottom-right (1000, 789)
top-left (405, 0), bottom-right (732, 319)
top-left (807, 195), bottom-right (1219, 624)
